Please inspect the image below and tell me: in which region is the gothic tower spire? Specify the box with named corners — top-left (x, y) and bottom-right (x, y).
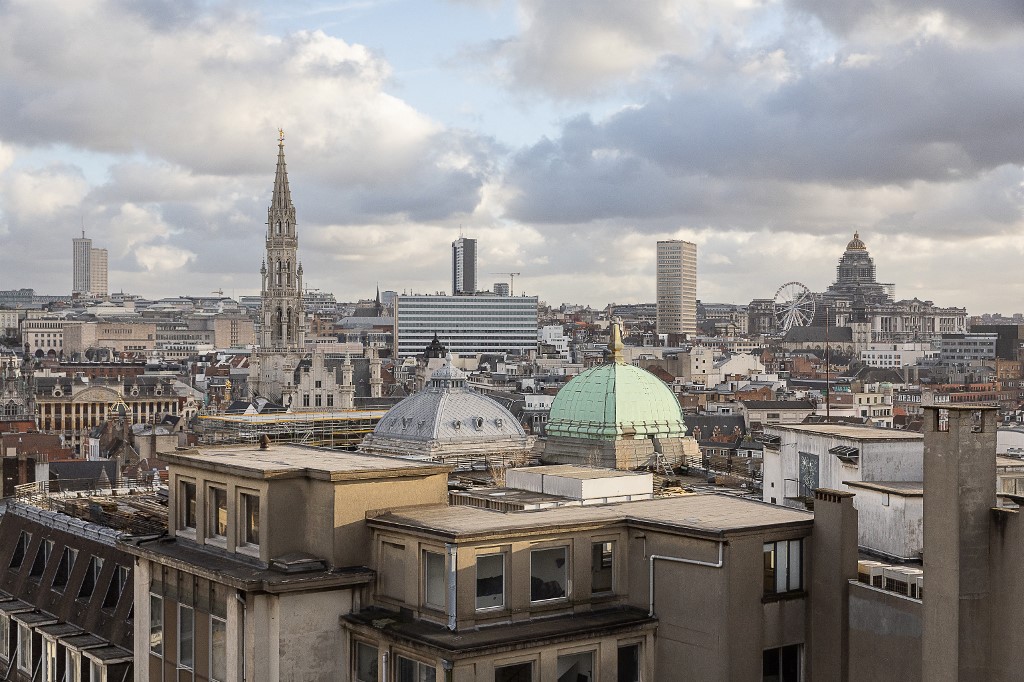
top-left (259, 130), bottom-right (305, 350)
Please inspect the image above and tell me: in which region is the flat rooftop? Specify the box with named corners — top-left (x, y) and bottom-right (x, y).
top-left (844, 480), bottom-right (924, 497)
top-left (161, 444), bottom-right (452, 481)
top-left (767, 424), bottom-right (923, 441)
top-left (513, 465), bottom-right (649, 480)
top-left (369, 492), bottom-right (813, 541)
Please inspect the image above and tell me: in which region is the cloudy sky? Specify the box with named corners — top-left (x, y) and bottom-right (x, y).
top-left (0, 0), bottom-right (1021, 312)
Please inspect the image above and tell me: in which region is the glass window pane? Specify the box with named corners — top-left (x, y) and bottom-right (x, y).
top-left (556, 651), bottom-right (593, 682)
top-left (241, 493), bottom-right (260, 546)
top-left (494, 662), bottom-right (532, 682)
top-left (763, 544), bottom-right (775, 594)
top-left (775, 542), bottom-right (789, 594)
top-left (530, 547), bottom-right (567, 601)
top-left (355, 642), bottom-right (378, 682)
top-left (476, 554), bottom-right (504, 610)
top-left (424, 551), bottom-right (445, 609)
top-left (211, 617), bottom-right (227, 682)
top-left (617, 644), bottom-right (640, 682)
top-left (66, 650), bottom-right (81, 682)
top-left (90, 660), bottom-right (103, 682)
top-left (178, 605), bottom-right (194, 669)
top-left (788, 540), bottom-right (802, 592)
top-left (181, 482), bottom-right (197, 529)
top-left (781, 644), bottom-right (801, 681)
top-left (591, 542), bottom-right (613, 593)
top-left (210, 488), bottom-right (227, 537)
top-left (149, 594), bottom-right (163, 655)
top-left (17, 623), bottom-right (30, 672)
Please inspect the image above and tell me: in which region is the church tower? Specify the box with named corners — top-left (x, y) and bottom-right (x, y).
top-left (259, 130), bottom-right (305, 350)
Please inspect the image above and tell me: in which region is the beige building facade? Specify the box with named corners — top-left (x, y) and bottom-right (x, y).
top-left (656, 240), bottom-right (697, 338)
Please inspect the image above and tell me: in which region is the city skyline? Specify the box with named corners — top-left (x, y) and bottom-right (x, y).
top-left (0, 1), bottom-right (1020, 311)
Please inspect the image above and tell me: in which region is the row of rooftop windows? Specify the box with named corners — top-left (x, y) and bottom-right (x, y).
top-left (9, 533), bottom-right (130, 609)
top-left (178, 481), bottom-right (260, 551)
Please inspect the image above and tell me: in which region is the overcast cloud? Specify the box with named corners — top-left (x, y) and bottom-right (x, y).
top-left (0, 0), bottom-right (1021, 312)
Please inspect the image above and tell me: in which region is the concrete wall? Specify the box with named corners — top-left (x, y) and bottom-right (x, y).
top-left (852, 488), bottom-right (923, 560)
top-left (989, 507), bottom-right (1024, 680)
top-left (847, 581), bottom-right (922, 682)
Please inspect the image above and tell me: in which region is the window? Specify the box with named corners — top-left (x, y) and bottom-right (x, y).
top-left (150, 595), bottom-right (163, 656)
top-left (617, 644), bottom-right (640, 682)
top-left (591, 542), bottom-right (613, 594)
top-left (327, 394), bottom-right (334, 407)
top-left (476, 554), bottom-right (504, 610)
top-left (78, 557), bottom-right (103, 600)
top-left (239, 492), bottom-right (260, 547)
top-left (763, 540), bottom-right (803, 595)
top-left (315, 380), bottom-right (322, 388)
top-left (31, 539), bottom-right (53, 577)
top-left (396, 656), bottom-right (436, 682)
top-left (495, 662), bottom-right (532, 682)
top-left (423, 551), bottom-right (445, 610)
top-left (354, 642), bottom-right (378, 682)
top-left (66, 650), bottom-right (81, 682)
top-left (17, 622), bottom-right (30, 673)
top-left (0, 613), bottom-right (8, 661)
top-left (763, 644), bottom-right (801, 681)
top-left (209, 487), bottom-right (228, 539)
top-left (302, 394), bottom-right (310, 407)
top-left (315, 394), bottom-right (322, 407)
top-left (10, 531), bottom-right (28, 569)
top-left (178, 605), bottom-right (194, 669)
top-left (210, 617), bottom-right (227, 682)
top-left (530, 547), bottom-right (567, 602)
top-left (53, 547), bottom-right (77, 590)
top-left (179, 481), bottom-right (197, 530)
top-left (103, 565), bottom-right (129, 609)
top-left (556, 651), bottom-right (594, 682)
top-left (379, 543), bottom-right (406, 600)
top-left (89, 659), bottom-right (103, 682)
top-left (44, 637), bottom-right (58, 682)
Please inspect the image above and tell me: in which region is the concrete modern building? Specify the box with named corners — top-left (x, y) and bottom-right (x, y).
top-left (72, 231), bottom-right (108, 297)
top-left (393, 294), bottom-right (539, 358)
top-left (452, 237), bottom-right (478, 296)
top-left (540, 324), bottom-right (689, 469)
top-left (655, 240), bottom-right (697, 338)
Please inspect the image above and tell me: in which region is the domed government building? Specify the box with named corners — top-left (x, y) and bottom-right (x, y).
top-left (539, 323), bottom-right (689, 469)
top-left (359, 359), bottom-right (534, 468)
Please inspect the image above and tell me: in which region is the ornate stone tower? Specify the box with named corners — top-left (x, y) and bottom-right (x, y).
top-left (250, 131), bottom-right (307, 404)
top-left (260, 130), bottom-right (305, 350)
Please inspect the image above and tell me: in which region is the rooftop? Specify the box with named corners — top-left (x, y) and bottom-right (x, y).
top-left (161, 443), bottom-right (452, 481)
top-left (766, 423), bottom-right (923, 441)
top-left (515, 464), bottom-right (649, 481)
top-left (369, 492), bottom-right (812, 541)
top-left (844, 480), bottom-right (924, 497)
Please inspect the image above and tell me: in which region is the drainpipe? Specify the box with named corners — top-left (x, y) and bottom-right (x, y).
top-left (648, 541), bottom-right (725, 617)
top-left (446, 543), bottom-right (457, 631)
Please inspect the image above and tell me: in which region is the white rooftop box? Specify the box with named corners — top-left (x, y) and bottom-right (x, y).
top-left (506, 465), bottom-right (654, 504)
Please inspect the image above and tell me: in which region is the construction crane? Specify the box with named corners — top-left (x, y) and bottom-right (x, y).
top-left (490, 272), bottom-right (522, 296)
top-left (211, 289), bottom-right (224, 296)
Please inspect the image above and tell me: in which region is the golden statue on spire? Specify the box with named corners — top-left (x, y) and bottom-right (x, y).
top-left (278, 128), bottom-right (285, 144)
top-left (608, 318), bottom-right (625, 364)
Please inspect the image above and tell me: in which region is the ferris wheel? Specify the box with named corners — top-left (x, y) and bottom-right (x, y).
top-left (773, 282), bottom-right (816, 333)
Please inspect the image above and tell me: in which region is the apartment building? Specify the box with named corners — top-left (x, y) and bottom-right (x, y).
top-left (393, 294), bottom-right (539, 358)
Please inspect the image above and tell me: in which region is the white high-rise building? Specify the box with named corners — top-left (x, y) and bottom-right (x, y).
top-left (452, 237), bottom-right (477, 295)
top-left (72, 233), bottom-right (92, 295)
top-left (394, 294), bottom-right (538, 358)
top-left (72, 232), bottom-right (109, 296)
top-left (656, 240), bottom-right (697, 337)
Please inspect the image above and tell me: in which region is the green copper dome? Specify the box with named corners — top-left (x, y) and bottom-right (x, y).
top-left (546, 325), bottom-right (686, 441)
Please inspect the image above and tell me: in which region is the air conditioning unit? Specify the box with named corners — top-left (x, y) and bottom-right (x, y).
top-left (901, 569), bottom-right (923, 599)
top-left (868, 563), bottom-right (889, 588)
top-left (883, 567), bottom-right (916, 596)
top-left (914, 575), bottom-right (924, 600)
top-left (857, 560), bottom-right (884, 585)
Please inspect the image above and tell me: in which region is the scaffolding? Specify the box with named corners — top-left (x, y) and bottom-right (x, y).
top-left (196, 409), bottom-right (389, 450)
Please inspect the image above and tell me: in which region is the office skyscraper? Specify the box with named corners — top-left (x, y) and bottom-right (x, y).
top-left (656, 240), bottom-right (697, 337)
top-left (72, 231), bottom-right (108, 296)
top-left (73, 232), bottom-right (92, 295)
top-left (452, 237), bottom-right (477, 295)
